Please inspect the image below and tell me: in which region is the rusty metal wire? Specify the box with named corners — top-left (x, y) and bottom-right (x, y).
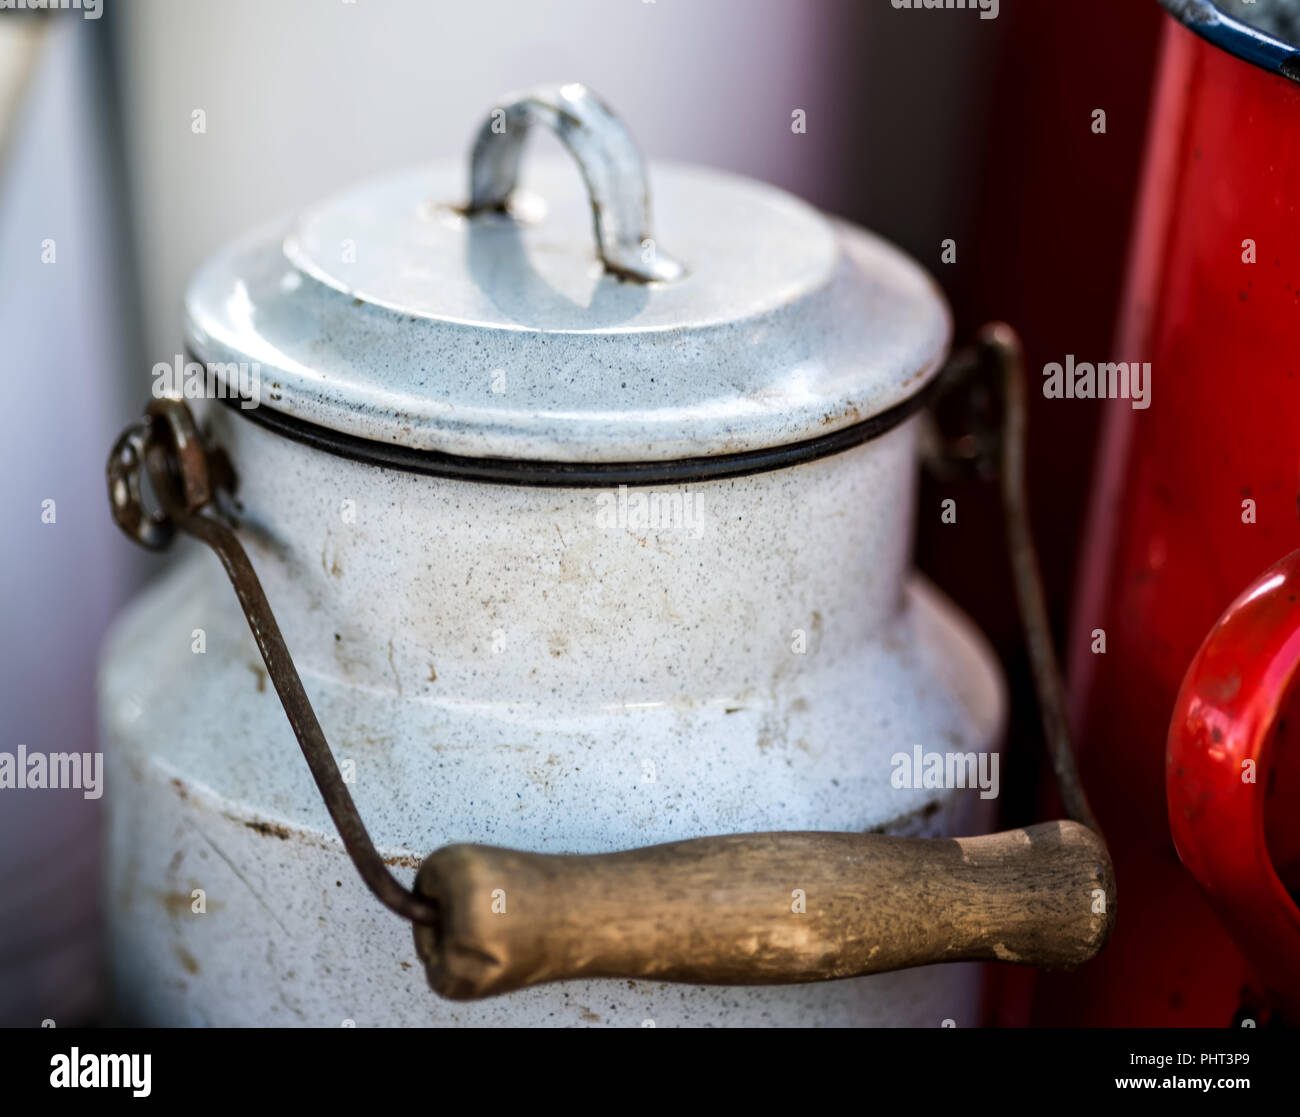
top-left (924, 324), bottom-right (1101, 836)
top-left (108, 399), bottom-right (440, 928)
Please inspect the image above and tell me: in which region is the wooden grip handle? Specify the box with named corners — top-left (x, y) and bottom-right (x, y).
top-left (411, 820), bottom-right (1115, 1000)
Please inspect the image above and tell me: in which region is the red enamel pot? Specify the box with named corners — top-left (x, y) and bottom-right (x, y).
top-left (1044, 1), bottom-right (1300, 1026)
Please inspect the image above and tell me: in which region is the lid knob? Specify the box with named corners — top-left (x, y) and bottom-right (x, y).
top-left (465, 82), bottom-right (685, 284)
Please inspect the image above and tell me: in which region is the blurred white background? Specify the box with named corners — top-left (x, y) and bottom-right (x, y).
top-left (0, 14), bottom-right (134, 1027)
top-left (116, 0), bottom-right (851, 365)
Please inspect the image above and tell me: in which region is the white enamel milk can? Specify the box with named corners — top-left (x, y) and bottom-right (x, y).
top-left (99, 83), bottom-right (1113, 1027)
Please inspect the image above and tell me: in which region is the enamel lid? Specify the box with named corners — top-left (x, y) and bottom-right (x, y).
top-left (184, 83), bottom-right (951, 465)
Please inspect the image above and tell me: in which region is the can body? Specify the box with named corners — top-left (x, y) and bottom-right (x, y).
top-left (100, 407), bottom-right (1005, 1026)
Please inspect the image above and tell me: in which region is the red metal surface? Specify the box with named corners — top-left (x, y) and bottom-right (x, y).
top-left (1168, 550), bottom-right (1300, 1018)
top-left (1033, 14), bottom-right (1300, 1025)
top-left (951, 0), bottom-right (1163, 1029)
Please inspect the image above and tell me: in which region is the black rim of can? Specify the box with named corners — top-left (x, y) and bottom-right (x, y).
top-left (205, 349), bottom-right (951, 489)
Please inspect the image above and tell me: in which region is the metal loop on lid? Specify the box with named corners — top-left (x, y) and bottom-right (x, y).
top-left (465, 82), bottom-right (685, 283)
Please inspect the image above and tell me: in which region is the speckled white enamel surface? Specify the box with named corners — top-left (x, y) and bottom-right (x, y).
top-left (183, 160), bottom-right (952, 461)
top-left (99, 413), bottom-right (1005, 1027)
top-left (103, 126), bottom-right (1002, 1025)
